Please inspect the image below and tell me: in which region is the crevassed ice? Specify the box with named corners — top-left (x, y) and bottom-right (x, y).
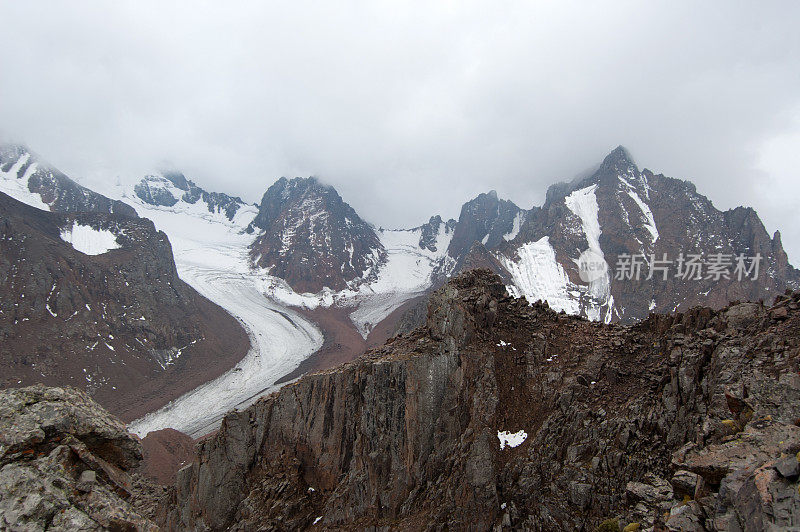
top-left (60, 223), bottom-right (121, 255)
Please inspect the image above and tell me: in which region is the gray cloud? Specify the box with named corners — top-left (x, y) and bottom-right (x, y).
top-left (1, 1), bottom-right (799, 259)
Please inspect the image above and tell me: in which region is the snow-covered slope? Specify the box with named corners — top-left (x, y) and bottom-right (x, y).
top-left (563, 184), bottom-right (614, 322)
top-left (0, 151), bottom-right (49, 210)
top-left (502, 185), bottom-right (615, 323)
top-left (502, 237), bottom-right (580, 315)
top-left (0, 144), bottom-right (137, 217)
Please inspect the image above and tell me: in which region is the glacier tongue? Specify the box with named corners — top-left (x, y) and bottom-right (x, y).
top-left (111, 183), bottom-right (323, 438)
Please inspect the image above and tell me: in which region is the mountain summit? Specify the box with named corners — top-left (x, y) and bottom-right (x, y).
top-left (248, 176), bottom-right (386, 292)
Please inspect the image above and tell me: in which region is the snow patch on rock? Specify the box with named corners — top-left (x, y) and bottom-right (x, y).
top-left (503, 211), bottom-right (524, 241)
top-left (618, 175), bottom-right (659, 244)
top-left (60, 223), bottom-right (121, 255)
top-left (498, 429), bottom-right (527, 449)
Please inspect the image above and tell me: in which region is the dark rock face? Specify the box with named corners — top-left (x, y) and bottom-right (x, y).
top-left (169, 270), bottom-right (800, 530)
top-left (134, 170), bottom-right (249, 221)
top-left (0, 192), bottom-right (249, 422)
top-left (446, 190), bottom-right (524, 262)
top-left (248, 176), bottom-right (386, 292)
top-left (0, 143), bottom-right (137, 217)
top-left (0, 385), bottom-right (158, 530)
top-left (135, 176), bottom-right (180, 207)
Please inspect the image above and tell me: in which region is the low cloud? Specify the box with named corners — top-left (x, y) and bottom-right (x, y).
top-left (1, 1), bottom-right (799, 259)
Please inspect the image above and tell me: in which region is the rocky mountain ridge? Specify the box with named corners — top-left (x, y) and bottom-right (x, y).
top-left (242, 146), bottom-right (798, 329)
top-left (0, 143), bottom-right (137, 218)
top-left (3, 271), bottom-right (800, 529)
top-left (499, 146), bottom-right (799, 323)
top-left (0, 191), bottom-right (249, 422)
top-left (165, 270), bottom-right (800, 530)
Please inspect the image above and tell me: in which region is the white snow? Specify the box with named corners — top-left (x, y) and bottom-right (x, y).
top-left (347, 226), bottom-right (454, 337)
top-left (618, 176), bottom-right (659, 243)
top-left (503, 211), bottom-right (524, 241)
top-left (0, 152), bottom-right (49, 210)
top-left (497, 429), bottom-right (528, 449)
top-left (501, 237), bottom-right (580, 315)
top-left (502, 186), bottom-right (614, 323)
top-left (564, 185), bottom-right (614, 323)
top-left (565, 185), bottom-right (602, 254)
top-left (60, 223), bottom-right (121, 255)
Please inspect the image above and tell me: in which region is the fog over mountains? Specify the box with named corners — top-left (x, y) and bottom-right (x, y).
top-left (1, 2), bottom-right (799, 261)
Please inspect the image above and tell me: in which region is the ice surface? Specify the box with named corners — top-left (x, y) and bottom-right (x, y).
top-left (503, 211), bottom-right (524, 241)
top-left (564, 185), bottom-right (613, 322)
top-left (60, 223), bottom-right (121, 255)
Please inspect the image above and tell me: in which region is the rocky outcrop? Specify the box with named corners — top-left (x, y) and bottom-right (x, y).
top-left (0, 385), bottom-right (159, 531)
top-left (169, 270), bottom-right (800, 530)
top-left (248, 176), bottom-right (386, 292)
top-left (418, 215), bottom-right (456, 252)
top-left (0, 191), bottom-right (250, 422)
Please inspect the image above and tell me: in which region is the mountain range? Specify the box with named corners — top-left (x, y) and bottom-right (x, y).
top-left (1, 142), bottom-right (797, 437)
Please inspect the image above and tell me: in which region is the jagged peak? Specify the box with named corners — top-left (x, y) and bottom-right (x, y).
top-left (601, 145), bottom-right (636, 169)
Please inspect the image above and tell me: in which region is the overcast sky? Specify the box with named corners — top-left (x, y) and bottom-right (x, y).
top-left (1, 1), bottom-right (799, 260)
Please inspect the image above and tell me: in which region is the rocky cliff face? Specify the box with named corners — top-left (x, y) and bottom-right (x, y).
top-left (248, 176), bottom-right (386, 293)
top-left (0, 191), bottom-right (249, 422)
top-left (0, 143), bottom-right (137, 218)
top-left (0, 385), bottom-right (159, 531)
top-left (169, 269), bottom-right (800, 531)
